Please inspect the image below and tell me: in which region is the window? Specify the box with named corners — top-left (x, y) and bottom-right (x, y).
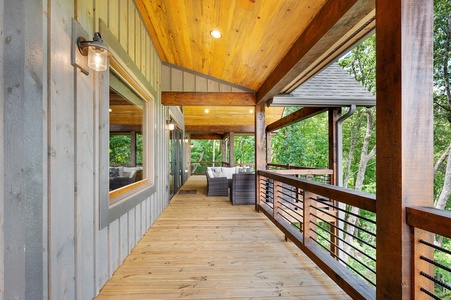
top-left (108, 73), bottom-right (146, 193)
top-left (98, 20), bottom-right (156, 229)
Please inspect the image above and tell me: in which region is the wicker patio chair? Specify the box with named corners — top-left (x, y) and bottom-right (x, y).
top-left (206, 173), bottom-right (229, 196)
top-left (229, 173), bottom-right (255, 205)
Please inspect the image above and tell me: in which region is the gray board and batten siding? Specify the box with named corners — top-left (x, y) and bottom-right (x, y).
top-left (1, 0), bottom-right (170, 299)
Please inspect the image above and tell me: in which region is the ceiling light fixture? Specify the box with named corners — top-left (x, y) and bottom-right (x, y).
top-left (210, 30), bottom-right (222, 39)
top-left (249, 109), bottom-right (253, 114)
top-left (205, 109), bottom-right (209, 113)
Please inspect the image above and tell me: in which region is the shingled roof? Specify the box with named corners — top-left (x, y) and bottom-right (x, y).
top-left (270, 62), bottom-right (376, 107)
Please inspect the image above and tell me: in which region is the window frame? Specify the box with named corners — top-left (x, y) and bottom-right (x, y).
top-left (99, 21), bottom-right (157, 229)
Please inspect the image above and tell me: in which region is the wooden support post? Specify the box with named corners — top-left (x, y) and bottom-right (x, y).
top-left (376, 0), bottom-right (433, 299)
top-left (229, 132), bottom-right (235, 167)
top-left (255, 103), bottom-right (266, 211)
top-left (328, 108), bottom-right (339, 258)
top-left (221, 138), bottom-right (226, 164)
top-left (266, 132), bottom-right (272, 165)
top-left (303, 190), bottom-right (316, 246)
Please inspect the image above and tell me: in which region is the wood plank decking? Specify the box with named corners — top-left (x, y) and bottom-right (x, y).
top-left (95, 176), bottom-right (350, 299)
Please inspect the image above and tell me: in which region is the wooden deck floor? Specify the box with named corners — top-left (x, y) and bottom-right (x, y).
top-left (95, 176), bottom-right (350, 299)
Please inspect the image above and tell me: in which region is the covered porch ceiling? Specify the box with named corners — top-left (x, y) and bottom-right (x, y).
top-left (136, 0), bottom-right (375, 135)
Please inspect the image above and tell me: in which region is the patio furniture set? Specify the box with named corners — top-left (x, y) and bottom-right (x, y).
top-left (206, 166), bottom-right (255, 205)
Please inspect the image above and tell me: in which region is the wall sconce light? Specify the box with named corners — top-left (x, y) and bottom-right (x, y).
top-left (77, 32), bottom-right (110, 72)
top-left (71, 19), bottom-right (110, 75)
top-left (167, 118), bottom-right (175, 131)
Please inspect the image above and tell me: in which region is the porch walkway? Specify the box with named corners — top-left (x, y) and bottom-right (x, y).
top-left (95, 176), bottom-right (350, 299)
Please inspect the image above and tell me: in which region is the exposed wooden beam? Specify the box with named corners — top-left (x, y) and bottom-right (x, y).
top-left (189, 134), bottom-right (223, 140)
top-left (266, 107), bottom-right (327, 133)
top-left (162, 92), bottom-right (256, 106)
top-left (110, 125), bottom-right (142, 133)
top-left (185, 125), bottom-right (255, 133)
top-left (376, 0), bottom-right (434, 299)
top-left (257, 0), bottom-right (373, 104)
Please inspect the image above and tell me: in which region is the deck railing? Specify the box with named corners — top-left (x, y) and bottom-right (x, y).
top-left (257, 168), bottom-right (376, 300)
top-left (407, 206), bottom-right (451, 299)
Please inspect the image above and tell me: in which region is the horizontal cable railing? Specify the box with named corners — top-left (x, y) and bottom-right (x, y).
top-left (407, 207), bottom-right (451, 299)
top-left (257, 169), bottom-right (376, 300)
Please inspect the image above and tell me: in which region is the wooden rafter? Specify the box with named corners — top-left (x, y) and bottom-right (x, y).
top-left (266, 107), bottom-right (327, 133)
top-left (190, 133), bottom-right (223, 140)
top-left (185, 125), bottom-right (254, 133)
top-left (162, 92), bottom-right (256, 106)
top-left (257, 0), bottom-right (374, 104)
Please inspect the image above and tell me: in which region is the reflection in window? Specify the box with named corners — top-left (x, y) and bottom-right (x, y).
top-left (109, 80), bottom-right (145, 191)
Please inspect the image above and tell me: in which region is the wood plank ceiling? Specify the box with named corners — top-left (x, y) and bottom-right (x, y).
top-left (136, 0), bottom-right (375, 135)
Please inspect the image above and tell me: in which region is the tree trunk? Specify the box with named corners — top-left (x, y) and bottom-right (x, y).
top-left (343, 113), bottom-right (364, 189)
top-left (342, 108), bottom-right (376, 261)
top-left (192, 150), bottom-right (205, 174)
top-left (435, 145), bottom-right (451, 210)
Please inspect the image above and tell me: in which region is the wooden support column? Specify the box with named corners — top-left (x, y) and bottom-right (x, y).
top-left (220, 138), bottom-right (226, 165)
top-left (266, 133), bottom-right (272, 164)
top-left (229, 132), bottom-right (235, 166)
top-left (328, 109), bottom-right (339, 258)
top-left (376, 0), bottom-right (433, 299)
top-left (255, 103), bottom-right (266, 211)
top-left (328, 109), bottom-right (340, 186)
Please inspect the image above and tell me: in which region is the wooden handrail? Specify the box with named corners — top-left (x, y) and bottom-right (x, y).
top-left (258, 170), bottom-right (376, 213)
top-left (406, 206), bottom-right (451, 238)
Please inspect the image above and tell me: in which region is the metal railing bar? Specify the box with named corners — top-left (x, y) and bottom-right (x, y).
top-left (419, 239), bottom-right (451, 256)
top-left (420, 271), bottom-right (451, 290)
top-left (277, 203), bottom-right (303, 220)
top-left (277, 196), bottom-right (303, 210)
top-left (311, 228), bottom-right (376, 275)
top-left (310, 216), bottom-right (376, 250)
top-left (419, 288), bottom-right (441, 300)
top-left (420, 255), bottom-right (451, 273)
top-left (314, 197), bottom-right (376, 225)
top-left (314, 220), bottom-right (376, 262)
top-left (309, 236), bottom-right (376, 287)
top-left (311, 205), bottom-right (376, 238)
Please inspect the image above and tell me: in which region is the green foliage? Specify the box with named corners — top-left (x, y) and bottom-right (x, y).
top-left (109, 133), bottom-right (143, 165)
top-left (110, 134), bottom-right (131, 164)
top-left (272, 109), bottom-right (329, 168)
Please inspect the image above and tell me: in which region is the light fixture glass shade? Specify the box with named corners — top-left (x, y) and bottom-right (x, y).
top-left (168, 123), bottom-right (175, 131)
top-left (88, 46), bottom-right (108, 71)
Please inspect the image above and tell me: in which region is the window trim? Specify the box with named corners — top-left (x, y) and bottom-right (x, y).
top-left (99, 20), bottom-right (158, 229)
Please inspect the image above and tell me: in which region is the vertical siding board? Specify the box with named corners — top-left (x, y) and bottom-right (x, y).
top-left (108, 219), bottom-right (120, 272)
top-left (119, 214), bottom-right (128, 263)
top-left (0, 0), bottom-right (4, 296)
top-left (108, 0), bottom-right (119, 38)
top-left (127, 2), bottom-right (136, 61)
top-left (207, 79), bottom-right (219, 92)
top-left (171, 68), bottom-right (183, 91)
top-left (77, 0), bottom-right (94, 33)
top-left (161, 65), bottom-right (171, 91)
top-left (184, 72), bottom-right (196, 91)
top-left (135, 15), bottom-right (142, 70)
top-left (75, 70), bottom-right (96, 300)
top-left (128, 209), bottom-right (136, 251)
top-left (196, 76), bottom-right (207, 91)
top-left (119, 0), bottom-right (128, 50)
top-left (94, 72), bottom-right (109, 292)
top-left (135, 203), bottom-right (142, 241)
top-left (95, 0), bottom-right (108, 30)
top-left (48, 0), bottom-right (76, 298)
top-left (141, 23), bottom-right (146, 74)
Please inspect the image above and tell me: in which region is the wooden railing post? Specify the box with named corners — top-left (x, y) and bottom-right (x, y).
top-left (273, 180), bottom-right (281, 220)
top-left (255, 172), bottom-right (261, 212)
top-left (303, 189), bottom-right (316, 246)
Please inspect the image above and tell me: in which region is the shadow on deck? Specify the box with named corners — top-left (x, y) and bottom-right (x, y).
top-left (95, 176), bottom-right (350, 299)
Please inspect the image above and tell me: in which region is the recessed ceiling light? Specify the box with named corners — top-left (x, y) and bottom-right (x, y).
top-left (210, 30), bottom-right (222, 39)
top-left (109, 108), bottom-right (112, 112)
top-left (205, 108), bottom-right (209, 113)
top-left (249, 109), bottom-right (253, 114)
